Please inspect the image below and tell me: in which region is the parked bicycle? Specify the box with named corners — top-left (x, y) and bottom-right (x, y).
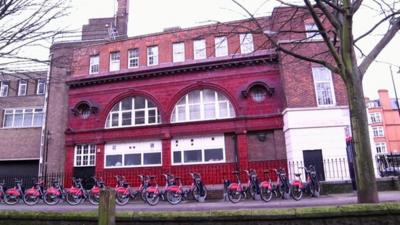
top-left (142, 175), bottom-right (160, 206)
top-left (291, 171), bottom-right (303, 201)
top-left (43, 178), bottom-right (66, 205)
top-left (223, 171), bottom-right (246, 203)
top-left (0, 180), bottom-right (5, 203)
top-left (161, 173), bottom-right (185, 205)
top-left (303, 165), bottom-right (320, 197)
top-left (273, 168), bottom-right (291, 199)
top-left (4, 178), bottom-right (24, 205)
top-left (87, 176), bottom-right (106, 205)
top-left (244, 169), bottom-right (260, 200)
top-left (65, 177), bottom-right (89, 205)
top-left (114, 175), bottom-right (138, 206)
top-left (137, 175), bottom-right (151, 202)
top-left (259, 170), bottom-right (273, 202)
top-left (23, 178), bottom-right (45, 205)
top-left (189, 172), bottom-right (207, 202)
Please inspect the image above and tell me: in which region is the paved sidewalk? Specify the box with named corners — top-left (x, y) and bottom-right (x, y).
top-left (0, 191), bottom-right (399, 212)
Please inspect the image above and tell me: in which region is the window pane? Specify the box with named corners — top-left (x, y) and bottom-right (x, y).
top-left (189, 105), bottom-right (200, 120)
top-left (177, 106), bottom-right (185, 121)
top-left (135, 110), bottom-right (145, 124)
top-left (125, 154), bottom-right (141, 166)
top-left (188, 90), bottom-right (200, 103)
top-left (134, 97), bottom-right (146, 109)
top-left (148, 109), bottom-right (156, 124)
top-left (111, 113), bottom-right (119, 127)
top-left (173, 151), bottom-right (181, 163)
top-left (76, 146), bottom-right (82, 154)
top-left (90, 145), bottom-right (96, 153)
top-left (204, 103), bottom-right (216, 119)
top-left (89, 155), bottom-right (95, 165)
top-left (184, 150), bottom-right (202, 163)
top-left (148, 100), bottom-right (155, 108)
top-left (76, 156), bottom-right (81, 166)
top-left (121, 98), bottom-right (132, 110)
top-left (83, 145), bottom-right (89, 154)
top-left (4, 114), bottom-right (13, 127)
top-left (83, 155), bottom-right (88, 165)
top-left (219, 102), bottom-right (228, 117)
top-left (143, 152), bottom-right (161, 165)
top-left (122, 112), bottom-right (132, 126)
top-left (23, 111), bottom-right (33, 127)
top-left (205, 148), bottom-right (224, 162)
top-left (33, 112), bottom-right (43, 127)
top-left (106, 155), bottom-right (123, 167)
top-left (14, 112), bottom-right (23, 127)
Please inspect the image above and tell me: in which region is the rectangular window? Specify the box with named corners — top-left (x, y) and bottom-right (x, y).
top-left (109, 51), bottom-right (120, 71)
top-left (18, 80), bottom-right (27, 96)
top-left (372, 127), bottom-right (384, 137)
top-left (173, 42), bottom-right (185, 62)
top-left (305, 23), bottom-right (323, 40)
top-left (128, 48), bottom-right (139, 68)
top-left (104, 140), bottom-right (162, 168)
top-left (74, 144), bottom-right (96, 167)
top-left (147, 46), bottom-right (159, 66)
top-left (312, 67), bottom-right (336, 106)
top-left (0, 81), bottom-right (9, 97)
top-left (215, 36), bottom-right (228, 57)
top-left (370, 112), bottom-right (382, 123)
top-left (240, 33), bottom-right (254, 54)
top-left (89, 55), bottom-right (99, 74)
top-left (36, 79), bottom-right (46, 95)
top-left (193, 39), bottom-right (206, 60)
top-left (3, 108), bottom-right (44, 128)
top-left (375, 142), bottom-right (387, 153)
top-left (171, 135), bottom-right (225, 165)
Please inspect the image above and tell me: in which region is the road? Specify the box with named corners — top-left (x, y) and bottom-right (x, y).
top-left (0, 191), bottom-right (399, 212)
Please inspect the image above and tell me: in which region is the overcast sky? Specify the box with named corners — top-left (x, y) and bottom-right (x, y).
top-left (64, 0), bottom-right (399, 99)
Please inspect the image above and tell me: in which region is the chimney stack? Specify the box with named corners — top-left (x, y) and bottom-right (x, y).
top-left (116, 0), bottom-right (129, 38)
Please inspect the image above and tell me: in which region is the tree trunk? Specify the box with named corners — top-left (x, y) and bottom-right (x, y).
top-left (345, 72), bottom-right (379, 203)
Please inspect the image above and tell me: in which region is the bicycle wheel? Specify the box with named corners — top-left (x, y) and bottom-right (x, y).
top-left (192, 185), bottom-right (207, 202)
top-left (43, 192), bottom-right (61, 205)
top-left (249, 184), bottom-right (258, 200)
top-left (65, 192), bottom-right (83, 205)
top-left (311, 183), bottom-right (320, 197)
top-left (145, 191), bottom-right (160, 206)
top-left (88, 191), bottom-right (100, 205)
top-left (227, 190), bottom-right (242, 203)
top-left (115, 192), bottom-right (130, 206)
top-left (23, 193), bottom-right (40, 205)
top-left (166, 191), bottom-right (182, 205)
top-left (4, 194), bottom-right (20, 205)
top-left (291, 186), bottom-right (303, 201)
top-left (260, 186), bottom-right (273, 202)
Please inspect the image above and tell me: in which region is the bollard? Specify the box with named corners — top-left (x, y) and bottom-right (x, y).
top-left (98, 188), bottom-right (116, 225)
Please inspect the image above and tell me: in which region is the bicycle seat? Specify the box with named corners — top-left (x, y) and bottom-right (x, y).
top-left (294, 173), bottom-right (302, 177)
top-left (149, 175), bottom-right (156, 179)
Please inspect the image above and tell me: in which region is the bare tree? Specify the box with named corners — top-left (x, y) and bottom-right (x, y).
top-left (228, 0), bottom-right (399, 203)
top-left (0, 0), bottom-right (70, 74)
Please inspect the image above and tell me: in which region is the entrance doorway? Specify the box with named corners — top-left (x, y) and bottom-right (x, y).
top-left (303, 150), bottom-right (325, 181)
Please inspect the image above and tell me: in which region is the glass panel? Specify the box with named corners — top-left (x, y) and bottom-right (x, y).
top-left (14, 112), bottom-right (23, 127)
top-left (4, 114), bottom-right (13, 127)
top-left (90, 145), bottom-right (96, 154)
top-left (204, 103), bottom-right (216, 119)
top-left (173, 151), bottom-right (181, 163)
top-left (76, 146), bottom-right (82, 154)
top-left (205, 148), bottom-right (224, 162)
top-left (122, 112), bottom-right (132, 126)
top-left (177, 97), bottom-right (186, 105)
top-left (23, 111), bottom-right (33, 127)
top-left (111, 113), bottom-right (119, 127)
top-left (76, 156), bottom-right (81, 166)
top-left (106, 155), bottom-right (123, 167)
top-left (89, 155), bottom-right (95, 165)
top-left (121, 98), bottom-right (132, 110)
top-left (148, 109), bottom-right (156, 124)
top-left (189, 105), bottom-right (200, 120)
top-left (135, 110), bottom-right (145, 124)
top-left (203, 89), bottom-right (215, 103)
top-left (83, 145), bottom-right (89, 154)
top-left (219, 102), bottom-right (228, 117)
top-left (143, 152), bottom-right (161, 165)
top-left (188, 90), bottom-right (200, 104)
top-left (184, 150), bottom-right (202, 163)
top-left (83, 155), bottom-right (88, 165)
top-left (229, 103), bottom-right (235, 117)
top-left (33, 112), bottom-right (43, 127)
top-left (111, 104), bottom-right (120, 112)
top-left (125, 154), bottom-right (141, 166)
top-left (134, 97), bottom-right (146, 109)
top-left (148, 100), bottom-right (155, 108)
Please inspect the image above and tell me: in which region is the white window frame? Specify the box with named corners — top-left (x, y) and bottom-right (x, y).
top-left (36, 79), bottom-right (46, 95)
top-left (171, 89), bottom-right (235, 123)
top-left (375, 142), bottom-right (387, 154)
top-left (372, 126), bottom-right (385, 137)
top-left (109, 51), bottom-right (120, 71)
top-left (89, 55), bottom-right (99, 74)
top-left (193, 39), bottom-right (206, 60)
top-left (104, 140), bottom-right (162, 168)
top-left (18, 80), bottom-right (27, 96)
top-left (2, 108), bottom-right (43, 128)
top-left (312, 67), bottom-right (336, 106)
top-left (239, 33), bottom-right (254, 54)
top-left (171, 135), bottom-right (226, 165)
top-left (74, 144), bottom-right (96, 167)
top-left (173, 42), bottom-right (185, 62)
top-left (147, 46), bottom-right (159, 66)
top-left (370, 112), bottom-right (382, 123)
top-left (215, 36), bottom-right (228, 57)
top-left (305, 23), bottom-right (323, 40)
top-left (105, 97), bottom-right (160, 128)
top-left (0, 81), bottom-right (9, 97)
top-left (128, 48), bottom-right (139, 68)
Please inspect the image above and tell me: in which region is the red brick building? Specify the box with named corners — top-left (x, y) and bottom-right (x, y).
top-left (51, 1), bottom-right (349, 185)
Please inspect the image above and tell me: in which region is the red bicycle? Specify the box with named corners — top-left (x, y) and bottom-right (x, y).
top-left (23, 178), bottom-right (45, 205)
top-left (142, 175), bottom-right (160, 206)
top-left (87, 176), bottom-right (106, 205)
top-left (43, 178), bottom-right (65, 205)
top-left (65, 177), bottom-right (89, 205)
top-left (291, 171), bottom-right (303, 201)
top-left (259, 170), bottom-right (273, 202)
top-left (189, 172), bottom-right (207, 202)
top-left (114, 175), bottom-right (137, 205)
top-left (4, 178), bottom-right (24, 205)
top-left (161, 173), bottom-right (185, 205)
top-left (223, 171), bottom-right (246, 203)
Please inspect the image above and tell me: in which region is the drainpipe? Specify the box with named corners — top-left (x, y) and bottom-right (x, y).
top-left (38, 52), bottom-right (53, 177)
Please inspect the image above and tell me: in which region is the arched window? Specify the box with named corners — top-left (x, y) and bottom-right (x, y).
top-left (171, 89), bottom-right (235, 123)
top-left (105, 96), bottom-right (160, 128)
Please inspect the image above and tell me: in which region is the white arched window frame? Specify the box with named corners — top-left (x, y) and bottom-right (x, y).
top-left (171, 89), bottom-right (235, 123)
top-left (105, 96), bottom-right (160, 128)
